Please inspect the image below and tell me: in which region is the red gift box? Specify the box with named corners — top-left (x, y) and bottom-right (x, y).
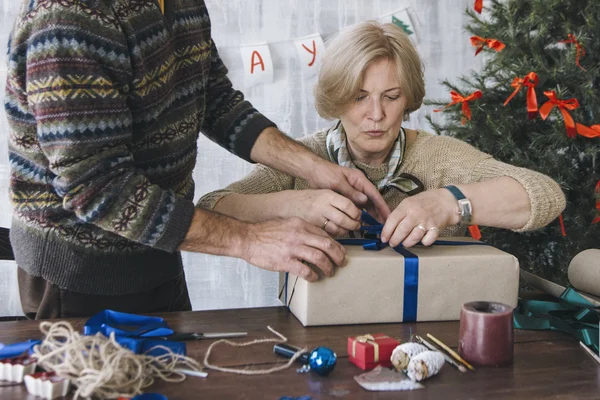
top-left (347, 333), bottom-right (400, 370)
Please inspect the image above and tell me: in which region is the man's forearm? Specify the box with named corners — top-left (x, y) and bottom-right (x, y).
top-left (178, 207), bottom-right (250, 258)
top-left (249, 127), bottom-right (322, 181)
top-left (213, 191), bottom-right (297, 223)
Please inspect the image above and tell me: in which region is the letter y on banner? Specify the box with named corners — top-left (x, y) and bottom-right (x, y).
top-left (294, 33), bottom-right (325, 78)
top-left (240, 43), bottom-right (274, 87)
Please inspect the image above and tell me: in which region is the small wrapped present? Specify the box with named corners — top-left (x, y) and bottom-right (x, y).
top-left (280, 237), bottom-right (519, 326)
top-left (347, 334), bottom-right (399, 370)
top-left (24, 372), bottom-right (70, 399)
top-left (0, 356), bottom-right (37, 383)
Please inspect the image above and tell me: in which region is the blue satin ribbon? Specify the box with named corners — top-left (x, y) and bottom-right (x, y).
top-left (84, 310), bottom-right (173, 337)
top-left (131, 394), bottom-right (168, 400)
top-left (0, 339), bottom-right (41, 360)
top-left (339, 212), bottom-right (488, 322)
top-left (84, 310), bottom-right (183, 356)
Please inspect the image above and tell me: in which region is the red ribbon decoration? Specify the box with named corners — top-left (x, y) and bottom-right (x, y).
top-left (474, 0), bottom-right (483, 13)
top-left (434, 90), bottom-right (483, 125)
top-left (560, 34), bottom-right (586, 71)
top-left (593, 181), bottom-right (600, 224)
top-left (559, 214), bottom-right (567, 236)
top-left (470, 36), bottom-right (505, 56)
top-left (468, 225), bottom-right (482, 240)
top-left (539, 91), bottom-right (580, 138)
top-left (503, 72), bottom-right (539, 120)
top-left (575, 123), bottom-right (600, 139)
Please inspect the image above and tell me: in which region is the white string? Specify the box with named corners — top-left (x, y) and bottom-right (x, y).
top-left (203, 325), bottom-right (308, 375)
top-left (32, 321), bottom-right (203, 399)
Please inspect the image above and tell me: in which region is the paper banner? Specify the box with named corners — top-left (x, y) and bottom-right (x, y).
top-left (240, 42), bottom-right (274, 87)
top-left (293, 33), bottom-right (325, 77)
top-left (379, 8), bottom-right (417, 43)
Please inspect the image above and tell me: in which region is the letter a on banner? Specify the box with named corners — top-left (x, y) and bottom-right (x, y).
top-left (240, 43), bottom-right (274, 87)
top-left (293, 33), bottom-right (325, 77)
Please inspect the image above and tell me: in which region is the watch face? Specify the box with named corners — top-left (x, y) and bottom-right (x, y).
top-left (457, 198), bottom-right (473, 224)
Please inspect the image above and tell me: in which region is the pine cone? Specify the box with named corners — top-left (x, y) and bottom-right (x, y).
top-left (390, 342), bottom-right (428, 371)
top-left (407, 350), bottom-right (444, 381)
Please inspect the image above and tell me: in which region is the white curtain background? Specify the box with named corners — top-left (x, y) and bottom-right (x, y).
top-left (0, 0), bottom-right (486, 316)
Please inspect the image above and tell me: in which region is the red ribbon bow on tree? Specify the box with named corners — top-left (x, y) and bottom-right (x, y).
top-left (434, 90), bottom-right (483, 125)
top-left (560, 34), bottom-right (586, 71)
top-left (474, 0), bottom-right (483, 13)
top-left (575, 123), bottom-right (600, 139)
top-left (593, 181), bottom-right (600, 224)
top-left (503, 72), bottom-right (539, 119)
top-left (539, 91), bottom-right (580, 138)
top-left (470, 36), bottom-right (505, 56)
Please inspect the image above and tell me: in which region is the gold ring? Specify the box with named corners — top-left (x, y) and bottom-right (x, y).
top-left (322, 219), bottom-right (329, 229)
top-left (416, 224), bottom-right (427, 232)
top-left (428, 226), bottom-right (440, 232)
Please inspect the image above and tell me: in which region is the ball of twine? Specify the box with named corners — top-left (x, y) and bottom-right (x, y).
top-left (32, 321), bottom-right (202, 399)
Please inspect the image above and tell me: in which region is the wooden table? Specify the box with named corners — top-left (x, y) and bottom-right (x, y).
top-left (1, 306), bottom-right (599, 399)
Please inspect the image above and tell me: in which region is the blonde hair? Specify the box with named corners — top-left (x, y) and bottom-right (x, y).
top-left (315, 21), bottom-right (425, 120)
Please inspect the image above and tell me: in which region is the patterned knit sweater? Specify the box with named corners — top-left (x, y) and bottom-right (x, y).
top-left (198, 129), bottom-right (566, 236)
top-left (4, 0), bottom-right (275, 295)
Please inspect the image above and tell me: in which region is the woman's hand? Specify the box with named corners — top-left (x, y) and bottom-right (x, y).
top-left (381, 189), bottom-right (459, 247)
top-left (285, 189), bottom-right (362, 237)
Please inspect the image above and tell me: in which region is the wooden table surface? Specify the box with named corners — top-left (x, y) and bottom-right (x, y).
top-left (0, 306), bottom-right (599, 399)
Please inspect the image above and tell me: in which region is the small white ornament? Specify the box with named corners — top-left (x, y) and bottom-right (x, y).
top-left (390, 342), bottom-right (428, 371)
top-left (407, 350), bottom-right (445, 382)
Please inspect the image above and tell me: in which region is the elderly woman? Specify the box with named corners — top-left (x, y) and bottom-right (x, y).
top-left (198, 21), bottom-right (565, 250)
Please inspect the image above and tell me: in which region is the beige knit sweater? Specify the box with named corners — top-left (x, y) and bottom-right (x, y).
top-left (198, 129), bottom-right (566, 235)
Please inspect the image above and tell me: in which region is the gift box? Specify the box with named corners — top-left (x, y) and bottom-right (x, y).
top-left (279, 237), bottom-right (519, 326)
top-left (347, 334), bottom-right (399, 370)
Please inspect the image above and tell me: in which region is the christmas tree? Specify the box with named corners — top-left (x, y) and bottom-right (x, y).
top-left (392, 16), bottom-right (413, 36)
top-left (426, 0), bottom-right (600, 284)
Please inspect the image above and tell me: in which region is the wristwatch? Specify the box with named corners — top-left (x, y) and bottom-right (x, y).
top-left (443, 185), bottom-right (472, 225)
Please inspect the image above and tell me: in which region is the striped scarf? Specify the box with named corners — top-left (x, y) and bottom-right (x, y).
top-left (326, 123), bottom-right (422, 194)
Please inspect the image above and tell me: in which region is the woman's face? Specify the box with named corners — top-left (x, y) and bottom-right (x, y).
top-left (340, 58), bottom-right (407, 165)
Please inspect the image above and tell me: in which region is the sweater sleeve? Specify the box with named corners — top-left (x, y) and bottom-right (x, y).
top-left (197, 164), bottom-right (295, 210)
top-left (21, 3), bottom-right (194, 252)
top-left (470, 157), bottom-right (566, 231)
top-left (423, 135), bottom-right (565, 232)
top-left (200, 38), bottom-right (276, 162)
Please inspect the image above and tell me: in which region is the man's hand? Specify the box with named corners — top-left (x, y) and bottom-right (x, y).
top-left (306, 161), bottom-right (391, 223)
top-left (242, 217), bottom-right (346, 282)
top-left (284, 189), bottom-right (362, 237)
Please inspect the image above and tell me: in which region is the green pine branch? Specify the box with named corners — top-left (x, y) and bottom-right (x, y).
top-left (426, 0), bottom-right (600, 285)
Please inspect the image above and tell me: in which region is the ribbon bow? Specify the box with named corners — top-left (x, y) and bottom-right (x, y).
top-left (470, 36), bottom-right (505, 56)
top-left (434, 90), bottom-right (483, 125)
top-left (514, 288), bottom-right (599, 353)
top-left (575, 123), bottom-right (600, 139)
top-left (474, 0), bottom-right (483, 13)
top-left (539, 91), bottom-right (580, 138)
top-left (593, 181), bottom-right (600, 225)
top-left (560, 34), bottom-right (586, 71)
top-left (352, 334), bottom-right (386, 363)
top-left (503, 72), bottom-right (539, 120)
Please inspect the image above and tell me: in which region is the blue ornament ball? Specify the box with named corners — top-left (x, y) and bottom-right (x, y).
top-left (308, 346), bottom-right (337, 376)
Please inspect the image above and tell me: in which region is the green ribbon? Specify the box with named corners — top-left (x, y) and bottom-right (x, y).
top-left (514, 287), bottom-right (599, 352)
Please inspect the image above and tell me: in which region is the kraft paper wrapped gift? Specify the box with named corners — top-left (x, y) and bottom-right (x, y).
top-left (279, 237), bottom-right (519, 326)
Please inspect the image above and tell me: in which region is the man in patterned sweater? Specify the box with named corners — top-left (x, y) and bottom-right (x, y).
top-left (4, 0), bottom-right (389, 319)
